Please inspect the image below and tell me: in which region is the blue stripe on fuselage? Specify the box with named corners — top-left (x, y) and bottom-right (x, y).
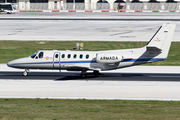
top-left (10, 58), bottom-right (166, 66)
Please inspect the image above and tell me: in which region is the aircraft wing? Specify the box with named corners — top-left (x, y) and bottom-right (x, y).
top-left (64, 65), bottom-right (102, 71)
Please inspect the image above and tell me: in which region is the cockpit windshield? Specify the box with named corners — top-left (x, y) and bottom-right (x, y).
top-left (30, 51), bottom-right (44, 59)
top-left (31, 51), bottom-right (38, 58)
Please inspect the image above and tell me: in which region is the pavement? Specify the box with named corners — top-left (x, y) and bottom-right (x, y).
top-left (1, 64), bottom-right (180, 100)
top-left (1, 12), bottom-right (180, 20)
top-left (0, 79), bottom-right (180, 101)
top-left (0, 12), bottom-right (180, 41)
top-left (0, 20), bottom-right (179, 41)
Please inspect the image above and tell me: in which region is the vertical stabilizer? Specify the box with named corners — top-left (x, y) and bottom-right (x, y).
top-left (146, 23), bottom-right (176, 58)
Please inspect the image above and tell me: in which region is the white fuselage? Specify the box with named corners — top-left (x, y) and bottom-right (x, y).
top-left (7, 47), bottom-right (165, 71)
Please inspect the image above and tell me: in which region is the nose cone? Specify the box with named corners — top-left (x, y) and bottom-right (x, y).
top-left (7, 60), bottom-right (16, 68)
top-left (7, 57), bottom-right (28, 69)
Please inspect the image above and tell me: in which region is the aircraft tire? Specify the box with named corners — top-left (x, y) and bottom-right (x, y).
top-left (23, 71), bottom-right (28, 76)
top-left (81, 74), bottom-right (87, 78)
top-left (93, 70), bottom-right (99, 77)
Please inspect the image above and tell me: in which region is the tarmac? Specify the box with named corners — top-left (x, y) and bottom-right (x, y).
top-left (1, 64), bottom-right (180, 100)
top-left (1, 12), bottom-right (180, 20)
top-left (0, 20), bottom-right (179, 41)
top-left (0, 12), bottom-right (180, 41)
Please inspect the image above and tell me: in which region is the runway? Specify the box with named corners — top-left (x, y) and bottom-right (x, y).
top-left (1, 71), bottom-right (180, 100)
top-left (1, 65), bottom-right (180, 100)
top-left (0, 20), bottom-right (180, 41)
top-left (0, 12), bottom-right (180, 41)
top-left (1, 12), bottom-right (180, 21)
top-left (1, 71), bottom-right (180, 81)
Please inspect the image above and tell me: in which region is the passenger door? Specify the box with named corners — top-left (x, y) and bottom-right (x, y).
top-left (53, 52), bottom-right (60, 68)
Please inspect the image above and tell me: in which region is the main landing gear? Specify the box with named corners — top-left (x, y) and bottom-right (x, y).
top-left (23, 69), bottom-right (29, 76)
top-left (93, 70), bottom-right (99, 77)
top-left (80, 70), bottom-right (99, 78)
top-left (80, 70), bottom-right (87, 78)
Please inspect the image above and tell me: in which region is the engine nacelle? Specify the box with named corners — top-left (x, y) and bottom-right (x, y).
top-left (96, 53), bottom-right (123, 64)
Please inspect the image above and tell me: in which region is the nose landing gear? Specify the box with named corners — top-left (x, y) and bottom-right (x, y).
top-left (23, 69), bottom-right (29, 76)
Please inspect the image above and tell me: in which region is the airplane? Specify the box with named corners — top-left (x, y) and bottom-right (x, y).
top-left (7, 23), bottom-right (176, 78)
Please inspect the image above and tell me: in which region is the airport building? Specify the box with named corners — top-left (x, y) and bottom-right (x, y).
top-left (0, 0), bottom-right (180, 11)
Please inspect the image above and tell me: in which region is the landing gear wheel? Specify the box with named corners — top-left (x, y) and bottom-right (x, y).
top-left (93, 70), bottom-right (99, 77)
top-left (23, 71), bottom-right (28, 76)
top-left (81, 69), bottom-right (87, 78)
top-left (23, 69), bottom-right (29, 76)
top-left (81, 74), bottom-right (87, 78)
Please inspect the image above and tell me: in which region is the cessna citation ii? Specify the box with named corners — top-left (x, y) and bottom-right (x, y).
top-left (7, 23), bottom-right (176, 78)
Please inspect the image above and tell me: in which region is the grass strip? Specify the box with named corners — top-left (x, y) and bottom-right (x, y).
top-left (0, 99), bottom-right (180, 120)
top-left (0, 41), bottom-right (180, 66)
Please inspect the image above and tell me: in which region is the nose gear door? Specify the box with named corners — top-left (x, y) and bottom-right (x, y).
top-left (53, 52), bottom-right (60, 68)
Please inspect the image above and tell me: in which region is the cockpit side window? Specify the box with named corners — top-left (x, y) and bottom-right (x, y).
top-left (31, 51), bottom-right (38, 59)
top-left (39, 52), bottom-right (44, 59)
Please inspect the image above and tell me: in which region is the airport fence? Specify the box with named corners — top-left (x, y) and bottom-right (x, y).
top-left (15, 2), bottom-right (180, 11)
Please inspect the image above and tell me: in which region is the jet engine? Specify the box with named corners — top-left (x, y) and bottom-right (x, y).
top-left (96, 53), bottom-right (123, 64)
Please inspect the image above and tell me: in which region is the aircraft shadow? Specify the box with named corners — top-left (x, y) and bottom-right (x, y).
top-left (0, 72), bottom-right (180, 82)
top-left (55, 73), bottom-right (180, 81)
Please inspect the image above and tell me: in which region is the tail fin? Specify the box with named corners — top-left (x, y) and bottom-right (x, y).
top-left (146, 23), bottom-right (176, 58)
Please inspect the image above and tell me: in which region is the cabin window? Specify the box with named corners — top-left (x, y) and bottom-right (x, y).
top-left (86, 54), bottom-right (89, 59)
top-left (55, 54), bottom-right (58, 58)
top-left (74, 54), bottom-right (77, 59)
top-left (80, 54), bottom-right (83, 59)
top-left (62, 54), bottom-right (65, 58)
top-left (39, 52), bottom-right (44, 59)
top-left (68, 54), bottom-right (71, 58)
